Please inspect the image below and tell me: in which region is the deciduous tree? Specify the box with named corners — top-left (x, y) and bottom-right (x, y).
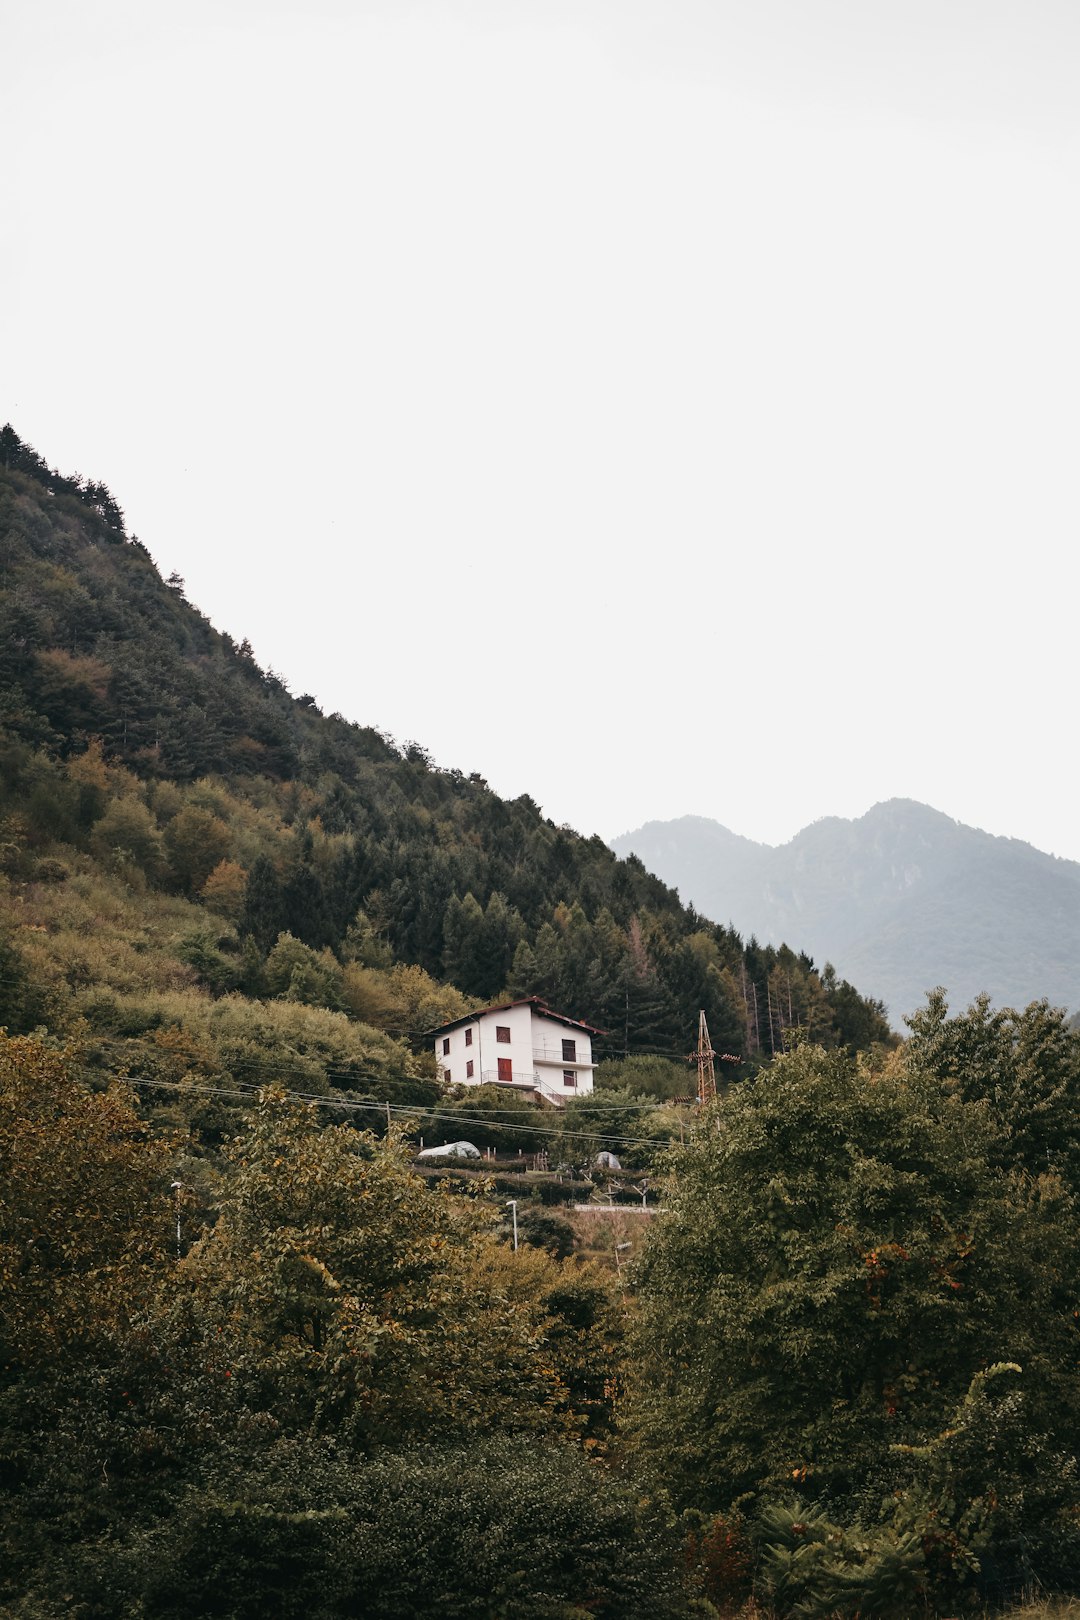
top-left (629, 1042), bottom-right (1080, 1533)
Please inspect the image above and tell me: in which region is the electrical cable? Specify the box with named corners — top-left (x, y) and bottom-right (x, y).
top-left (122, 1075), bottom-right (690, 1151)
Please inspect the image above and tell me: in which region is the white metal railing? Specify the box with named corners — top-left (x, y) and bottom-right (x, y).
top-left (480, 1068), bottom-right (540, 1088)
top-left (478, 1068), bottom-right (572, 1105)
top-left (531, 1069), bottom-right (566, 1108)
top-left (532, 1044), bottom-right (590, 1065)
top-left (533, 1070), bottom-right (570, 1104)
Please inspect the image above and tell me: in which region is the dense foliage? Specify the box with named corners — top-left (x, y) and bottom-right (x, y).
top-left (0, 1035), bottom-right (686, 1617)
top-left (9, 1005), bottom-right (1080, 1616)
top-left (630, 1002), bottom-right (1080, 1612)
top-left (4, 430), bottom-right (1078, 1617)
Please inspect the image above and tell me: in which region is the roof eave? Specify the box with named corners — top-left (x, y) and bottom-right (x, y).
top-left (426, 995), bottom-right (607, 1039)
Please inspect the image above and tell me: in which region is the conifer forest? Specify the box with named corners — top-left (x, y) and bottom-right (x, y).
top-left (3, 429), bottom-right (1080, 1618)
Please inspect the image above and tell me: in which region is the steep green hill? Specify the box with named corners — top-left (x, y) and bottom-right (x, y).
top-left (0, 424), bottom-right (891, 1083)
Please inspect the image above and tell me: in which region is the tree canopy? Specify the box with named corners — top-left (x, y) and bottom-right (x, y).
top-left (629, 1023), bottom-right (1080, 1603)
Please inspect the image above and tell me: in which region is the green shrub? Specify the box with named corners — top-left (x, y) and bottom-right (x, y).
top-left (758, 1501), bottom-right (925, 1619)
top-left (515, 1207), bottom-right (577, 1258)
top-left (264, 931), bottom-right (343, 1009)
top-left (134, 1437), bottom-right (690, 1620)
top-left (175, 928), bottom-right (240, 995)
top-left (535, 1176), bottom-right (593, 1206)
top-left (90, 796), bottom-right (166, 883)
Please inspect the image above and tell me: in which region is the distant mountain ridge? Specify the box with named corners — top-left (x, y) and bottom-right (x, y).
top-left (611, 801), bottom-right (1080, 1025)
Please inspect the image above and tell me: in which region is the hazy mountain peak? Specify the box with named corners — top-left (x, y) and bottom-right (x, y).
top-left (611, 801), bottom-right (1080, 1025)
top-left (613, 813), bottom-right (770, 852)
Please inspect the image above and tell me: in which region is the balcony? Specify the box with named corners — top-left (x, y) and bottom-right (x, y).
top-left (478, 1069), bottom-right (571, 1105)
top-left (532, 1045), bottom-right (593, 1066)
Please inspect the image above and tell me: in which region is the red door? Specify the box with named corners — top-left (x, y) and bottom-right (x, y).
top-left (497, 1057), bottom-right (513, 1083)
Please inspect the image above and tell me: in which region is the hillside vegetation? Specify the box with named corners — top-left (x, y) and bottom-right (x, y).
top-left (0, 422), bottom-right (892, 1098)
top-left (6, 430), bottom-right (1080, 1619)
top-left (7, 995), bottom-right (1080, 1617)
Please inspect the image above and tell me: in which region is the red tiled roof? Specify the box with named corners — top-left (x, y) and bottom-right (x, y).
top-left (427, 996), bottom-right (606, 1038)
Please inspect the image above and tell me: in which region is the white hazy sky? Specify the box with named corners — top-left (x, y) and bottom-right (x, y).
top-left (5, 1), bottom-right (1080, 859)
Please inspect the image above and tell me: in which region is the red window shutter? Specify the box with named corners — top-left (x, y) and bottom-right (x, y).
top-left (496, 1025), bottom-right (511, 1044)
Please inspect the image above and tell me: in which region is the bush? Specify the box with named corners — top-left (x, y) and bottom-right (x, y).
top-left (133, 1437), bottom-right (690, 1620)
top-left (482, 1171), bottom-right (593, 1206)
top-left (176, 929), bottom-right (240, 995)
top-left (515, 1207), bottom-right (576, 1258)
top-left (343, 1439), bottom-right (688, 1618)
top-left (757, 1501), bottom-right (925, 1620)
top-left (90, 796), bottom-right (166, 883)
top-left (429, 1085), bottom-right (554, 1154)
top-left (888, 1363), bottom-right (1080, 1606)
top-left (264, 932), bottom-right (343, 1009)
top-left (139, 1495), bottom-right (354, 1620)
top-left (596, 1054), bottom-right (690, 1101)
top-left (683, 1510), bottom-right (753, 1612)
top-left (535, 1176), bottom-right (593, 1206)
top-left (412, 1165), bottom-right (490, 1195)
top-left (0, 931), bottom-right (59, 1034)
top-left (31, 856), bottom-right (70, 883)
top-left (75, 986), bottom-right (170, 1036)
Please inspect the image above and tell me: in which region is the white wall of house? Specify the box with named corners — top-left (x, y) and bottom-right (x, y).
top-left (432, 1002), bottom-right (596, 1106)
top-left (531, 1010), bottom-right (594, 1101)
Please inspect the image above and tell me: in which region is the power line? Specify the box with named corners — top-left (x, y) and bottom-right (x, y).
top-left (3, 1020), bottom-right (703, 1116)
top-left (1, 1015), bottom-right (706, 1116)
top-left (123, 1076), bottom-right (691, 1152)
top-left (74, 1035), bottom-right (703, 1112)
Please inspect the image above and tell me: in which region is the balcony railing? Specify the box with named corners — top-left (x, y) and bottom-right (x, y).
top-left (478, 1069), bottom-right (576, 1104)
top-left (532, 1045), bottom-right (592, 1066)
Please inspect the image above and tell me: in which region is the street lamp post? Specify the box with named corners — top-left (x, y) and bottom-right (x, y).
top-left (614, 1239), bottom-right (632, 1289)
top-left (170, 1181), bottom-right (184, 1259)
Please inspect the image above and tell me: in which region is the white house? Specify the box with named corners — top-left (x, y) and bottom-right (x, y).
top-left (430, 997), bottom-right (601, 1107)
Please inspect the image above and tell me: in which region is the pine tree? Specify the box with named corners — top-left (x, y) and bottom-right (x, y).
top-left (240, 855), bottom-right (288, 951)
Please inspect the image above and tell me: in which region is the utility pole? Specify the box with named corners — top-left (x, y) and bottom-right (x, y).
top-left (505, 1199), bottom-right (519, 1252)
top-left (690, 1010), bottom-right (717, 1106)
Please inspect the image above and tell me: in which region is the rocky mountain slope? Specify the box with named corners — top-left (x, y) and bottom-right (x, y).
top-left (611, 800), bottom-right (1080, 1024)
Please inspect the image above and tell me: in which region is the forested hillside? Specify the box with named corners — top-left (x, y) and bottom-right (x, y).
top-left (5, 428), bottom-right (1080, 1618)
top-left (0, 424), bottom-right (891, 1075)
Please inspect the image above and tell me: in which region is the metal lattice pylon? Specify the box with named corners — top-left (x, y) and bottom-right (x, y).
top-left (692, 1010), bottom-right (716, 1105)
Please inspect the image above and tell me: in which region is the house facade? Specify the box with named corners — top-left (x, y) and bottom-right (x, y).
top-left (430, 997), bottom-right (600, 1107)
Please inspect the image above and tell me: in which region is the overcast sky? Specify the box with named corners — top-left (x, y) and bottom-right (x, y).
top-left (5, 1), bottom-right (1080, 860)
